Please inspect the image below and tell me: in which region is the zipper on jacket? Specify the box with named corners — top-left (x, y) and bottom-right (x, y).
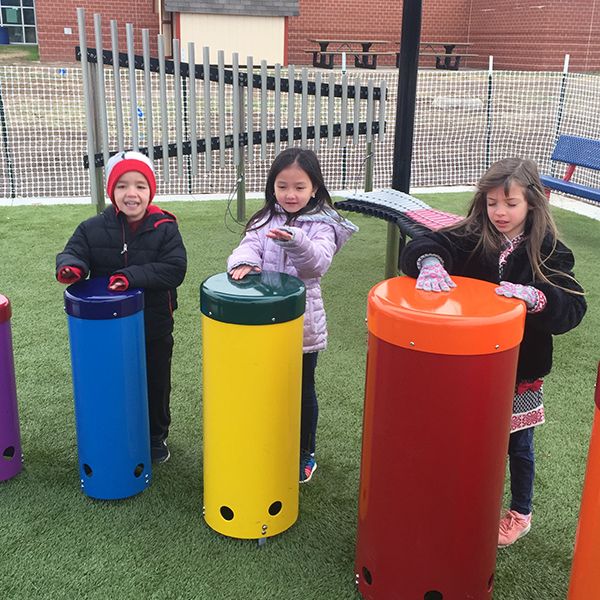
top-left (120, 220), bottom-right (129, 266)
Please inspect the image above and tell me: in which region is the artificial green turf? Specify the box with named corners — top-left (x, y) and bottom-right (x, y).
top-left (0, 194), bottom-right (598, 599)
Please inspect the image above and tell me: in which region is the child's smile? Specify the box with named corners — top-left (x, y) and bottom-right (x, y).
top-left (113, 172), bottom-right (151, 222)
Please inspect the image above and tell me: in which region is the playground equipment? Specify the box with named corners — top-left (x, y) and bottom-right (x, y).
top-left (567, 362), bottom-right (600, 599)
top-left (0, 294), bottom-right (23, 482)
top-left (65, 278), bottom-right (151, 500)
top-left (75, 8), bottom-right (386, 215)
top-left (355, 276), bottom-right (526, 600)
top-left (201, 271), bottom-right (305, 542)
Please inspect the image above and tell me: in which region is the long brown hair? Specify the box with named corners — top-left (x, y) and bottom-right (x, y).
top-left (244, 147), bottom-right (335, 233)
top-left (449, 157), bottom-right (577, 290)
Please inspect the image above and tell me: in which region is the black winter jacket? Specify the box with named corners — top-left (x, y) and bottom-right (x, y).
top-left (401, 230), bottom-right (587, 381)
top-left (56, 205), bottom-right (187, 340)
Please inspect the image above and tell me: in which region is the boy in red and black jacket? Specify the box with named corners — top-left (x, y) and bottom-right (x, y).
top-left (56, 151), bottom-right (187, 464)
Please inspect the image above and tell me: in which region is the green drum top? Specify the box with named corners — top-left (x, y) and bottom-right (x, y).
top-left (200, 271), bottom-right (306, 325)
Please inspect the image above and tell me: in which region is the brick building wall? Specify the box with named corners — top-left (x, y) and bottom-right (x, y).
top-left (34, 0), bottom-right (599, 71)
top-left (288, 0), bottom-right (599, 71)
top-left (36, 1), bottom-right (159, 63)
top-left (287, 0), bottom-right (470, 68)
top-left (467, 0), bottom-right (600, 72)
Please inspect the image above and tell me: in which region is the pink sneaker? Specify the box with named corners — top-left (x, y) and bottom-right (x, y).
top-left (498, 510), bottom-right (531, 547)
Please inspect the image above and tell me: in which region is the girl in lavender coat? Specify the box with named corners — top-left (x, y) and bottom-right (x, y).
top-left (228, 147), bottom-right (357, 483)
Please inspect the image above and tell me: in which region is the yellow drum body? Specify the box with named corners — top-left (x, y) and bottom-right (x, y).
top-left (200, 271), bottom-right (306, 539)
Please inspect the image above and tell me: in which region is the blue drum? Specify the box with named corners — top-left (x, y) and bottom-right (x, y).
top-left (65, 277), bottom-right (151, 500)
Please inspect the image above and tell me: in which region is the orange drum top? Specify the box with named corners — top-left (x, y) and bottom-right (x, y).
top-left (368, 276), bottom-right (526, 355)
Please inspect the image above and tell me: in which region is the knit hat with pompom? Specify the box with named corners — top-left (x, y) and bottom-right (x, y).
top-left (105, 151), bottom-right (157, 203)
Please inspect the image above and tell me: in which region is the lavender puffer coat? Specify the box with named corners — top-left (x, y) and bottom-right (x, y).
top-left (227, 207), bottom-right (358, 352)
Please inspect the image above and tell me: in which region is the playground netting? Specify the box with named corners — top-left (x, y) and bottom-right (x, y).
top-left (0, 64), bottom-right (599, 201)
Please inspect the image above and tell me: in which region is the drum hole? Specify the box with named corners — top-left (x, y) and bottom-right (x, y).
top-left (268, 501), bottom-right (282, 516)
top-left (220, 506), bottom-right (234, 521)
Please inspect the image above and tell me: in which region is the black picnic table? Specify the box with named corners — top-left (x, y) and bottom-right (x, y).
top-left (306, 39), bottom-right (394, 69)
top-left (414, 41), bottom-right (477, 70)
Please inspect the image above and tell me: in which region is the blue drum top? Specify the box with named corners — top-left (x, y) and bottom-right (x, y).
top-left (64, 277), bottom-right (144, 320)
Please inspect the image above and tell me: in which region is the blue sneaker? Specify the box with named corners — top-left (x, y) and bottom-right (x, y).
top-left (300, 451), bottom-right (317, 483)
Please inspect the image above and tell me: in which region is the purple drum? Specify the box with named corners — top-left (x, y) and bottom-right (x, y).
top-left (0, 294), bottom-right (23, 482)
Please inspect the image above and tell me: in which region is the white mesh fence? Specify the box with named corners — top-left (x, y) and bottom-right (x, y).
top-left (0, 64), bottom-right (599, 201)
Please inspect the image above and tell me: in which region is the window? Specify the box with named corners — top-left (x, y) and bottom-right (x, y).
top-left (0, 0), bottom-right (36, 44)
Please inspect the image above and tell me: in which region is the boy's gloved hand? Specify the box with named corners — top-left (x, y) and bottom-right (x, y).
top-left (416, 256), bottom-right (456, 292)
top-left (57, 266), bottom-right (83, 284)
top-left (108, 274), bottom-right (129, 292)
top-left (495, 281), bottom-right (539, 309)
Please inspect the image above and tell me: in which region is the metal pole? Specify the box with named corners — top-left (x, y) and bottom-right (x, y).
top-left (126, 23), bottom-right (139, 152)
top-left (93, 13), bottom-right (110, 169)
top-left (0, 80), bottom-right (16, 199)
top-left (111, 20), bottom-right (125, 151)
top-left (234, 53), bottom-right (246, 221)
top-left (385, 223), bottom-right (400, 277)
top-left (236, 153), bottom-right (246, 222)
top-left (182, 75), bottom-right (192, 194)
top-left (364, 142), bottom-right (373, 192)
top-left (551, 54), bottom-right (570, 177)
top-left (89, 64), bottom-right (106, 213)
top-left (77, 7), bottom-right (100, 208)
top-left (392, 0), bottom-right (421, 193)
top-left (364, 80), bottom-right (374, 192)
top-left (142, 29), bottom-right (155, 163)
top-left (341, 64), bottom-right (348, 190)
top-left (485, 55), bottom-right (493, 170)
top-left (188, 42), bottom-right (198, 175)
top-left (386, 0), bottom-right (422, 279)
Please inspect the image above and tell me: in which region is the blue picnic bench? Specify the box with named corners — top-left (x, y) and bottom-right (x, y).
top-left (540, 135), bottom-right (600, 204)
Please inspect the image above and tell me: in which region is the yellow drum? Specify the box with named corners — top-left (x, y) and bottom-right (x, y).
top-left (200, 271), bottom-right (306, 539)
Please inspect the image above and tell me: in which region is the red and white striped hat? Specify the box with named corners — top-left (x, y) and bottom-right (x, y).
top-left (105, 151), bottom-right (157, 203)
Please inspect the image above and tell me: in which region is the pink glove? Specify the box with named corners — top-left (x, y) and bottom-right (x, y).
top-left (495, 281), bottom-right (539, 309)
top-left (416, 256), bottom-right (456, 292)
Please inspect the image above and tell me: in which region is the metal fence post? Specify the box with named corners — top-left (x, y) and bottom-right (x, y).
top-left (235, 54), bottom-right (246, 222)
top-left (485, 56), bottom-right (493, 170)
top-left (0, 81), bottom-right (15, 200)
top-left (551, 54), bottom-right (570, 177)
top-left (364, 79), bottom-right (374, 192)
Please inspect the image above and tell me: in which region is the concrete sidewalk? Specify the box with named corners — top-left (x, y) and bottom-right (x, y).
top-left (548, 193), bottom-right (600, 221)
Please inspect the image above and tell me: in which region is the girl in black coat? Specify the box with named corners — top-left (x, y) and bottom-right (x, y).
top-left (401, 158), bottom-right (586, 548)
top-left (56, 151), bottom-right (187, 464)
